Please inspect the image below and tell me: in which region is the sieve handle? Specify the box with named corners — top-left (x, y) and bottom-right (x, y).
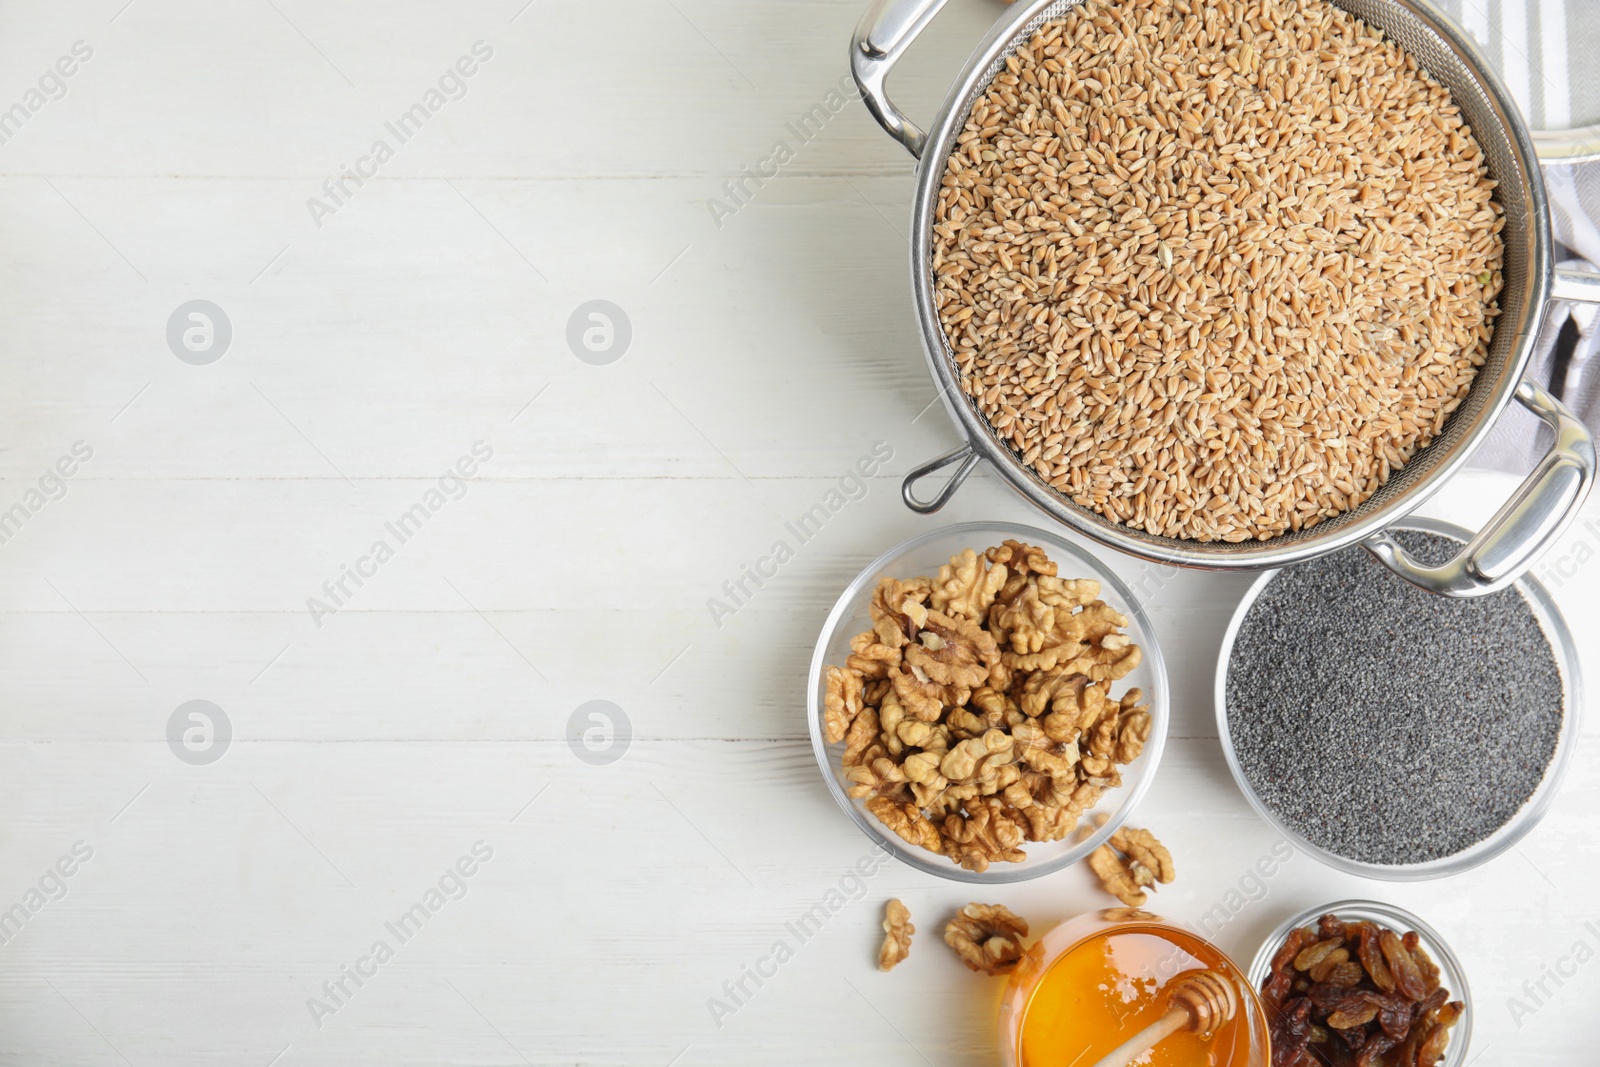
top-left (1365, 379), bottom-right (1596, 597)
top-left (850, 0), bottom-right (953, 159)
top-left (902, 444), bottom-right (980, 512)
top-left (1534, 126), bottom-right (1600, 166)
top-left (1550, 267), bottom-right (1600, 304)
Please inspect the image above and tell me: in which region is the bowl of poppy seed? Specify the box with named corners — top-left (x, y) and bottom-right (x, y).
top-left (1215, 517), bottom-right (1580, 879)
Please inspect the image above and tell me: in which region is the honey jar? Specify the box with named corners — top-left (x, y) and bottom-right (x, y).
top-left (999, 909), bottom-right (1269, 1067)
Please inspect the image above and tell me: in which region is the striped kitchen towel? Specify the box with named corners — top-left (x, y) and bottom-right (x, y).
top-left (1432, 0), bottom-right (1600, 471)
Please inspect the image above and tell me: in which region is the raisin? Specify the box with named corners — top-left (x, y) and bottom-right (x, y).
top-left (1296, 937), bottom-right (1346, 972)
top-left (1270, 997), bottom-right (1316, 1067)
top-left (1377, 995), bottom-right (1416, 1040)
top-left (1414, 987), bottom-right (1449, 1018)
top-left (1307, 946), bottom-right (1351, 982)
top-left (1327, 1003), bottom-right (1379, 1029)
top-left (1263, 971), bottom-right (1293, 1011)
top-left (1404, 932), bottom-right (1442, 991)
top-left (1324, 960), bottom-right (1364, 988)
top-left (1264, 926), bottom-right (1312, 1012)
top-left (1355, 1032), bottom-right (1398, 1067)
top-left (1380, 928), bottom-right (1428, 1001)
top-left (1317, 913), bottom-right (1348, 941)
top-left (1415, 1023), bottom-right (1450, 1067)
top-left (1357, 924), bottom-right (1396, 992)
top-left (1334, 1019), bottom-right (1369, 1050)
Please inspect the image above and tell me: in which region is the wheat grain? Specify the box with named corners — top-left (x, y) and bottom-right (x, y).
top-left (931, 0), bottom-right (1504, 542)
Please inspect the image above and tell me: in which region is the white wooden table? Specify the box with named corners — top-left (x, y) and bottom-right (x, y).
top-left (0, 1), bottom-right (1593, 1063)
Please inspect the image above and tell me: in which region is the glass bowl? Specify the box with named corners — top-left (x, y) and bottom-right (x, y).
top-left (1214, 516), bottom-right (1583, 880)
top-left (1000, 908), bottom-right (1270, 1067)
top-left (1247, 899), bottom-right (1472, 1067)
top-left (805, 521), bottom-right (1169, 883)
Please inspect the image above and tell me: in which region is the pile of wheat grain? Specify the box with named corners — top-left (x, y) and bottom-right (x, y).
top-left (932, 0), bottom-right (1504, 542)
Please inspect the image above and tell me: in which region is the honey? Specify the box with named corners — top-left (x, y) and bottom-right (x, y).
top-left (1017, 924), bottom-right (1257, 1067)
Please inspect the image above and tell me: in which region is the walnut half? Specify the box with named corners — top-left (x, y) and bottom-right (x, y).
top-left (1086, 825), bottom-right (1176, 907)
top-left (944, 902), bottom-right (1029, 975)
top-left (823, 666), bottom-right (863, 745)
top-left (878, 899), bottom-right (914, 971)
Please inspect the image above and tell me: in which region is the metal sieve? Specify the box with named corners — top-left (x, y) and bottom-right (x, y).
top-left (851, 0), bottom-right (1599, 596)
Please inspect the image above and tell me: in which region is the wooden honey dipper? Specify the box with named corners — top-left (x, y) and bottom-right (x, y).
top-left (1088, 969), bottom-right (1239, 1067)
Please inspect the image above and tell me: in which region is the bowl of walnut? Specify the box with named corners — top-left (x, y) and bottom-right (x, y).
top-left (807, 521), bottom-right (1168, 883)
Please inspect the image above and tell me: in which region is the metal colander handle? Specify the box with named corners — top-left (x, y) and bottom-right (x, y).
top-left (1535, 126), bottom-right (1600, 165)
top-left (850, 0), bottom-right (952, 159)
top-left (1365, 377), bottom-right (1596, 595)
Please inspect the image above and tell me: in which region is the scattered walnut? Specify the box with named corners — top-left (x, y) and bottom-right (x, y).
top-left (1086, 825), bottom-right (1176, 906)
top-left (944, 902), bottom-right (1029, 975)
top-left (1087, 844), bottom-right (1144, 906)
top-left (823, 542), bottom-right (1151, 872)
top-left (1115, 827), bottom-right (1174, 880)
top-left (878, 899), bottom-right (914, 971)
